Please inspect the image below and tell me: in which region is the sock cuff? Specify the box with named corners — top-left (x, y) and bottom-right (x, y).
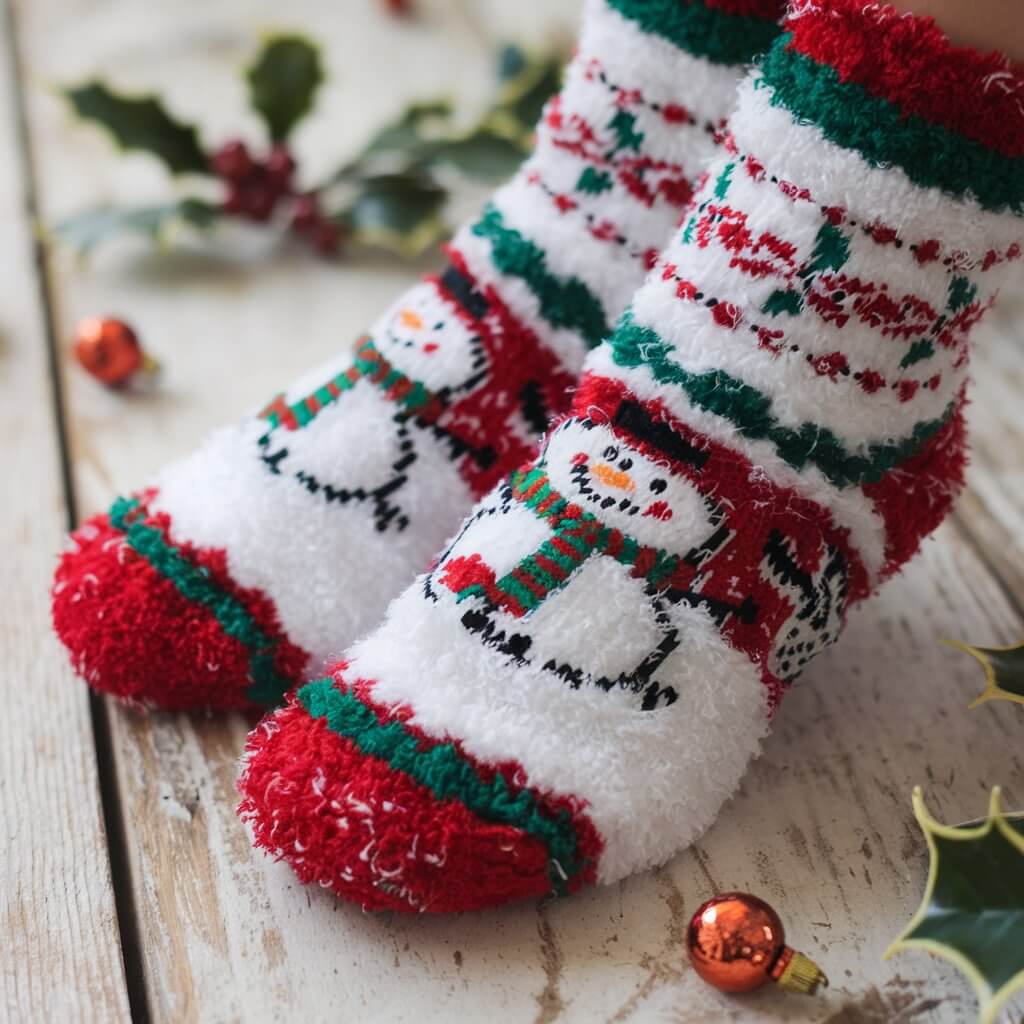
top-left (783, 0), bottom-right (1024, 155)
top-left (603, 0), bottom-right (785, 66)
top-left (761, 0), bottom-right (1024, 212)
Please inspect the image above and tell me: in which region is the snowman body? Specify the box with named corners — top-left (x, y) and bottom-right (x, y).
top-left (254, 279), bottom-right (494, 536)
top-left (429, 414), bottom-right (744, 710)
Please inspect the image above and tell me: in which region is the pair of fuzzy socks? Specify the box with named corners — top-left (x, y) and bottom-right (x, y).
top-left (58, 0), bottom-right (1024, 911)
top-left (236, 2), bottom-right (1024, 911)
top-left (54, 0), bottom-right (779, 710)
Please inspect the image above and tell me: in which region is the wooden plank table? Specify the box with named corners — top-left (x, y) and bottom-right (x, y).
top-left (3, 0), bottom-right (1023, 1020)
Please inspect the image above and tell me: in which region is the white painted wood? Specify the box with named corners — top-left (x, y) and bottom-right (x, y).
top-left (12, 0), bottom-right (1024, 1020)
top-left (0, 8), bottom-right (130, 1022)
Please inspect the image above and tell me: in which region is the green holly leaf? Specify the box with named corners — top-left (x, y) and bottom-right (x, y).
top-left (330, 100), bottom-right (453, 182)
top-left (50, 198), bottom-right (220, 254)
top-left (946, 639), bottom-right (1024, 707)
top-left (487, 52), bottom-right (563, 143)
top-left (340, 173), bottom-right (447, 257)
top-left (886, 787), bottom-right (1024, 1024)
top-left (63, 83), bottom-right (208, 175)
top-left (247, 35), bottom-right (324, 142)
top-left (362, 100), bottom-right (453, 159)
top-left (416, 128), bottom-right (527, 181)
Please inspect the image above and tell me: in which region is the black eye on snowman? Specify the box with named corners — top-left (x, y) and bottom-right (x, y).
top-left (649, 478), bottom-right (667, 494)
top-left (619, 457), bottom-right (633, 471)
top-left (603, 445), bottom-right (619, 461)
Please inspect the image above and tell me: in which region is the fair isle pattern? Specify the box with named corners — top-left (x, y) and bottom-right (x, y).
top-left (236, 0), bottom-right (1024, 912)
top-left (54, 0), bottom-right (771, 712)
top-left (453, 0), bottom-right (783, 370)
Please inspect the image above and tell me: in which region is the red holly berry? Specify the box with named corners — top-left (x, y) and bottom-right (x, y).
top-left (223, 184), bottom-right (247, 215)
top-left (313, 220), bottom-right (342, 255)
top-left (384, 0), bottom-right (412, 14)
top-left (266, 144), bottom-right (296, 191)
top-left (242, 177), bottom-right (277, 222)
top-left (291, 193), bottom-right (320, 232)
top-left (211, 139), bottom-right (253, 182)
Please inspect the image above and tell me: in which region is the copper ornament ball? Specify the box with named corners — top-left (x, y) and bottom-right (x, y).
top-left (74, 317), bottom-right (156, 387)
top-left (687, 892), bottom-right (787, 992)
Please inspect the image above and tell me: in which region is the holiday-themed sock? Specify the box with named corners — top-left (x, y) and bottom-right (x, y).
top-left (238, 0), bottom-right (1024, 911)
top-left (52, 0), bottom-right (784, 711)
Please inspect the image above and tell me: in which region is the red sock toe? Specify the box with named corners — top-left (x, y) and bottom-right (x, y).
top-left (52, 494), bottom-right (308, 710)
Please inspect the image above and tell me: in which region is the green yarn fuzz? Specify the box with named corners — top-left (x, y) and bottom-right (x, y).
top-left (472, 204), bottom-right (612, 348)
top-left (761, 39), bottom-right (1024, 214)
top-left (762, 288), bottom-right (804, 317)
top-left (577, 167), bottom-right (612, 194)
top-left (605, 0), bottom-right (781, 66)
top-left (609, 312), bottom-right (956, 489)
top-left (297, 678), bottom-right (586, 894)
top-left (108, 496), bottom-right (292, 706)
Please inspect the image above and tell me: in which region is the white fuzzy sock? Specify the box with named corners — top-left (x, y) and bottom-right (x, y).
top-left (53, 0), bottom-right (781, 709)
top-left (237, 0), bottom-right (1024, 911)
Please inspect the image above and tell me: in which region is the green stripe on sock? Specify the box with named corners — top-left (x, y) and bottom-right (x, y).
top-left (605, 0), bottom-right (780, 66)
top-left (297, 679), bottom-right (585, 893)
top-left (108, 497), bottom-right (291, 706)
top-left (760, 39), bottom-right (1024, 213)
top-left (472, 203), bottom-right (612, 348)
top-left (609, 312), bottom-right (956, 488)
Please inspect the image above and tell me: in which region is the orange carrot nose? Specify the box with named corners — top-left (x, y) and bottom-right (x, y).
top-left (591, 462), bottom-right (635, 492)
top-left (399, 309), bottom-right (424, 329)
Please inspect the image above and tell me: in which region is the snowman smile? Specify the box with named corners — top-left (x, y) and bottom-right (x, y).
top-left (568, 451), bottom-right (672, 519)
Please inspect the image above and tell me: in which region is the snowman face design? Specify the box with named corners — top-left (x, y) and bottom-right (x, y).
top-left (543, 419), bottom-right (726, 553)
top-left (372, 281), bottom-right (487, 397)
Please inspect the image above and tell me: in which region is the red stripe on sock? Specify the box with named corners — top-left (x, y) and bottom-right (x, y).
top-left (784, 0), bottom-right (1024, 157)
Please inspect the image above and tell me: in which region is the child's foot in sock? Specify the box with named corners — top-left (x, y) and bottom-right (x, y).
top-left (53, 0), bottom-right (770, 710)
top-left (238, 0), bottom-right (1024, 910)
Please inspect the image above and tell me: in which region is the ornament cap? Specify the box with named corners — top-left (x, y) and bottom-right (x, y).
top-left (772, 947), bottom-right (828, 995)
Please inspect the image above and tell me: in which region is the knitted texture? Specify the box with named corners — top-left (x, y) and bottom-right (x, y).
top-left (53, 0), bottom-right (774, 710)
top-left (238, 1), bottom-right (1024, 911)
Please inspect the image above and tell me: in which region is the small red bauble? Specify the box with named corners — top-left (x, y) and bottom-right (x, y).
top-left (74, 317), bottom-right (157, 387)
top-left (686, 892), bottom-right (827, 996)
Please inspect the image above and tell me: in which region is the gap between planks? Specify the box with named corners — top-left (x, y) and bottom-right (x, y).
top-left (3, 1), bottom-right (149, 1020)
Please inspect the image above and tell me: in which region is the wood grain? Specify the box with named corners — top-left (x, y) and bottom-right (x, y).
top-left (0, 4), bottom-right (130, 1020)
top-left (9, 0), bottom-right (1024, 1020)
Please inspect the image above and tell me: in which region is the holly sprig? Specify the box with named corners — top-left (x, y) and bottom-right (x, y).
top-left (946, 638), bottom-right (1024, 707)
top-left (52, 34), bottom-right (562, 259)
top-left (887, 788), bottom-right (1024, 1024)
